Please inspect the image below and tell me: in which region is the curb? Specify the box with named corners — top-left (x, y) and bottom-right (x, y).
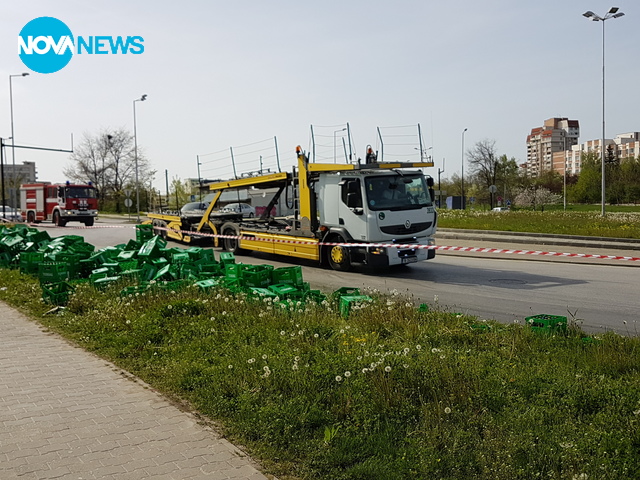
top-left (436, 228), bottom-right (640, 252)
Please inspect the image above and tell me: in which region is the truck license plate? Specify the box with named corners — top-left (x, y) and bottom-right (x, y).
top-left (401, 256), bottom-right (418, 264)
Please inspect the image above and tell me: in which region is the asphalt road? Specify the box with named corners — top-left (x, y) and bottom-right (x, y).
top-left (38, 217), bottom-right (640, 336)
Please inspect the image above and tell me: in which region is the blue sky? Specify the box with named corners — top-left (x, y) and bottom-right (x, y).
top-left (1, 0), bottom-right (638, 190)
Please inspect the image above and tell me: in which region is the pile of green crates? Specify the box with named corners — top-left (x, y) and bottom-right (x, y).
top-left (1, 224), bottom-right (372, 314)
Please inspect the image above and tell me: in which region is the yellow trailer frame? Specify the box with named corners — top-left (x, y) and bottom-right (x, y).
top-left (147, 147), bottom-right (434, 264)
top-left (206, 148), bottom-right (434, 262)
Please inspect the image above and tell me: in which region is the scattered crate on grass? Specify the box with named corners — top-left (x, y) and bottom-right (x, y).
top-left (526, 314), bottom-right (567, 334)
top-left (42, 281), bottom-right (75, 306)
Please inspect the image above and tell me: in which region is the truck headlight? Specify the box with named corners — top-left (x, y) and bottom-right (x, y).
top-left (368, 246), bottom-right (386, 255)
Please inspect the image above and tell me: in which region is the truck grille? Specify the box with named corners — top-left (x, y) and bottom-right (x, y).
top-left (380, 222), bottom-right (432, 235)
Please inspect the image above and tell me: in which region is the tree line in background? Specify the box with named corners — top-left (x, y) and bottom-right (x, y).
top-left (65, 131), bottom-right (640, 214)
top-left (437, 139), bottom-right (640, 209)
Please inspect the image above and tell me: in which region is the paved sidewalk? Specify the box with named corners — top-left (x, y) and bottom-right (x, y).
top-left (0, 303), bottom-right (272, 480)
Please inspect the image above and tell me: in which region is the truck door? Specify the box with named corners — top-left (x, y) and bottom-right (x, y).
top-left (337, 178), bottom-right (367, 241)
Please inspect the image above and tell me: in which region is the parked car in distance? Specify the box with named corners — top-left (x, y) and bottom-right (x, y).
top-left (180, 201), bottom-right (209, 218)
top-left (0, 206), bottom-right (23, 222)
top-left (221, 202), bottom-right (256, 218)
top-left (492, 207), bottom-right (509, 212)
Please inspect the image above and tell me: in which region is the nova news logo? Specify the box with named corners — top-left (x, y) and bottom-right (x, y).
top-left (18, 16), bottom-right (144, 74)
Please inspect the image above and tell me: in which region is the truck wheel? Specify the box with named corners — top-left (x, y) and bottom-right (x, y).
top-left (53, 211), bottom-right (66, 227)
top-left (327, 235), bottom-right (352, 271)
top-left (84, 217), bottom-right (94, 227)
top-left (221, 222), bottom-right (247, 255)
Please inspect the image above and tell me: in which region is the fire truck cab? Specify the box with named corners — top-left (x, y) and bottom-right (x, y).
top-left (20, 182), bottom-right (99, 227)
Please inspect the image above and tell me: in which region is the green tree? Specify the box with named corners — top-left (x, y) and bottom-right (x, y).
top-left (619, 156), bottom-right (640, 203)
top-left (568, 152), bottom-right (600, 204)
top-left (535, 170), bottom-right (563, 195)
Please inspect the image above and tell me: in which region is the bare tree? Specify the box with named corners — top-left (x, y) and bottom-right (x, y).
top-left (467, 139), bottom-right (500, 191)
top-left (64, 128), bottom-right (154, 206)
top-left (63, 132), bottom-right (110, 198)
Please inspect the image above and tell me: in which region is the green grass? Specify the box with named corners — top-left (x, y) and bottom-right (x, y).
top-left (1, 271), bottom-right (640, 480)
top-left (438, 210), bottom-right (640, 239)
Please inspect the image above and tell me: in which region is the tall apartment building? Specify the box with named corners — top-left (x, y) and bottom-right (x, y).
top-left (525, 118), bottom-right (580, 176)
top-left (554, 132), bottom-right (640, 176)
top-left (3, 161), bottom-right (37, 208)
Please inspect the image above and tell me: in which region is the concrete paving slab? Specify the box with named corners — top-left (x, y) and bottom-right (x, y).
top-left (0, 302), bottom-right (273, 480)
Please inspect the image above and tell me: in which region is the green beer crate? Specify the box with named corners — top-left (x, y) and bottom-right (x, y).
top-left (19, 251), bottom-right (44, 274)
top-left (525, 314), bottom-right (567, 334)
top-left (243, 265), bottom-right (274, 288)
top-left (339, 295), bottom-right (372, 317)
top-left (136, 224), bottom-right (154, 243)
top-left (271, 266), bottom-right (303, 286)
top-left (195, 278), bottom-right (220, 292)
top-left (219, 252), bottom-right (235, 266)
top-left (42, 281), bottom-right (75, 306)
top-left (92, 276), bottom-right (122, 290)
top-left (38, 262), bottom-right (71, 284)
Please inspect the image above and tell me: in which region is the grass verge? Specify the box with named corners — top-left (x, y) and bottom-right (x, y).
top-left (1, 271), bottom-right (640, 479)
top-left (438, 210), bottom-right (640, 238)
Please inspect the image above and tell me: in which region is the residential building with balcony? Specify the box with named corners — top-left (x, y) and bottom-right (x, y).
top-left (525, 118), bottom-right (580, 176)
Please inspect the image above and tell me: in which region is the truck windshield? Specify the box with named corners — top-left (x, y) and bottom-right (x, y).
top-left (65, 187), bottom-right (97, 199)
top-left (364, 174), bottom-right (432, 211)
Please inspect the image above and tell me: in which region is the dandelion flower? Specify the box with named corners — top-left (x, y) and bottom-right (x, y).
top-left (228, 365), bottom-right (233, 369)
top-left (384, 366), bottom-right (392, 372)
top-left (262, 354), bottom-right (268, 360)
top-left (335, 375), bottom-right (343, 382)
top-left (344, 371), bottom-right (351, 378)
top-left (314, 333), bottom-right (319, 338)
top-left (444, 407), bottom-right (451, 414)
top-left (280, 330), bottom-right (286, 336)
top-left (416, 345), bottom-right (422, 351)
top-left (247, 358), bottom-right (255, 364)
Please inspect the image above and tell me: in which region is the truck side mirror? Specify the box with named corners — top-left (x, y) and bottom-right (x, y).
top-left (426, 177), bottom-right (434, 187)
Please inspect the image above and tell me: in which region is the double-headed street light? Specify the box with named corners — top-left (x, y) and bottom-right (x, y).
top-left (9, 72), bottom-right (29, 209)
top-left (133, 94), bottom-right (147, 223)
top-left (583, 7), bottom-right (625, 217)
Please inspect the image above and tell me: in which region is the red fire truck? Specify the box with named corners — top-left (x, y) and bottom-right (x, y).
top-left (20, 182), bottom-right (99, 227)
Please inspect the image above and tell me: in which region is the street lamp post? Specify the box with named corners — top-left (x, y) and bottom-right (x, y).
top-left (133, 94), bottom-right (147, 223)
top-left (438, 158), bottom-right (445, 208)
top-left (583, 7), bottom-right (625, 217)
top-left (461, 128), bottom-right (467, 208)
top-left (9, 72), bottom-right (29, 209)
top-left (333, 128), bottom-right (346, 163)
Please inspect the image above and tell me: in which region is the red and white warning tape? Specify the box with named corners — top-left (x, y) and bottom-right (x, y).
top-left (27, 223), bottom-right (640, 263)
